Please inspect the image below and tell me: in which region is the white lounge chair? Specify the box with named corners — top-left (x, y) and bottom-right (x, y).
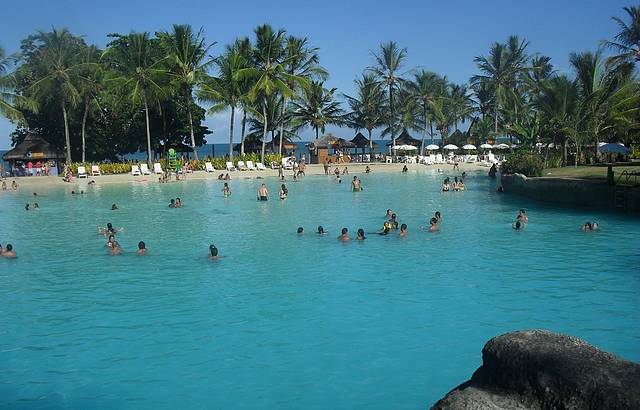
top-left (281, 157), bottom-right (293, 170)
top-left (131, 165), bottom-right (141, 176)
top-left (226, 161), bottom-right (236, 171)
top-left (435, 154), bottom-right (444, 164)
top-left (140, 163), bottom-right (151, 175)
top-left (256, 162), bottom-right (266, 171)
top-left (77, 166), bottom-right (88, 178)
top-left (153, 163), bottom-right (163, 174)
top-left (246, 160), bottom-right (257, 171)
top-left (91, 165), bottom-right (101, 176)
top-left (205, 162), bottom-right (215, 173)
top-left (237, 161), bottom-right (248, 171)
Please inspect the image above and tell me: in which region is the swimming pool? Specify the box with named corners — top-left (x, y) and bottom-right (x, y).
top-left (1, 169), bottom-right (639, 409)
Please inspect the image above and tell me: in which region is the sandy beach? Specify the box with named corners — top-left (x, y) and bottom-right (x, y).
top-left (3, 162), bottom-right (488, 187)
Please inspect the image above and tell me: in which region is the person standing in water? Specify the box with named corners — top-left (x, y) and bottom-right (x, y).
top-left (208, 244), bottom-right (221, 260)
top-left (279, 184), bottom-right (288, 200)
top-left (352, 176), bottom-right (362, 192)
top-left (222, 183), bottom-right (231, 197)
top-left (399, 223), bottom-right (408, 237)
top-left (257, 184), bottom-right (269, 201)
top-left (2, 244), bottom-right (17, 258)
top-left (137, 241), bottom-right (147, 255)
top-left (337, 228), bottom-right (351, 241)
top-left (356, 228), bottom-right (366, 240)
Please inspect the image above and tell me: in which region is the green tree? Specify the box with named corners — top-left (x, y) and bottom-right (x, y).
top-left (103, 32), bottom-right (168, 165)
top-left (406, 70), bottom-right (445, 151)
top-left (369, 41), bottom-right (407, 156)
top-left (290, 81), bottom-right (345, 139)
top-left (0, 46), bottom-right (35, 122)
top-left (603, 6), bottom-right (640, 66)
top-left (27, 28), bottom-right (84, 163)
top-left (345, 73), bottom-right (387, 153)
top-left (77, 45), bottom-right (102, 162)
top-left (160, 24), bottom-right (214, 160)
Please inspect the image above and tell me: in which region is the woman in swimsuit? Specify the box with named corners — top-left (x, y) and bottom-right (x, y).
top-left (279, 184), bottom-right (288, 200)
top-left (222, 183), bottom-right (231, 197)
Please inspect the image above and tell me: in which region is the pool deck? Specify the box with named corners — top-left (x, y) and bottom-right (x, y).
top-left (3, 162), bottom-right (488, 187)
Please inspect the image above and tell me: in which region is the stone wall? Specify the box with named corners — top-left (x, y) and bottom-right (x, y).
top-left (501, 173), bottom-right (640, 212)
top-left (432, 330), bottom-right (640, 409)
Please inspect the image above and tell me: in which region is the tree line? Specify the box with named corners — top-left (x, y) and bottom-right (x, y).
top-left (0, 6), bottom-right (638, 166)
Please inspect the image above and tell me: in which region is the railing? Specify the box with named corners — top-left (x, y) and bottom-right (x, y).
top-left (616, 169), bottom-right (640, 186)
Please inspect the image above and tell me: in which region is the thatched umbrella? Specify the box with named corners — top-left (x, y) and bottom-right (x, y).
top-left (3, 133), bottom-right (65, 163)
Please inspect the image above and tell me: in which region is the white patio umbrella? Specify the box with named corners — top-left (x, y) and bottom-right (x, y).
top-left (425, 144), bottom-right (440, 150)
top-left (443, 144), bottom-right (458, 150)
top-left (393, 144), bottom-right (418, 151)
top-left (480, 143), bottom-right (493, 149)
top-left (495, 143), bottom-right (510, 149)
top-left (462, 144), bottom-right (476, 150)
top-left (598, 143), bottom-right (630, 154)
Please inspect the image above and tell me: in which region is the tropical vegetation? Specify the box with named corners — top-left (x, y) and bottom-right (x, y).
top-left (0, 5), bottom-right (638, 168)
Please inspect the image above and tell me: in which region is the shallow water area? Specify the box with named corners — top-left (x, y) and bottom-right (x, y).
top-left (1, 169), bottom-right (639, 409)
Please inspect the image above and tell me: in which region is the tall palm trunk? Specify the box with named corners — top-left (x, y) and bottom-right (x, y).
top-left (81, 98), bottom-right (90, 163)
top-left (389, 83), bottom-right (396, 157)
top-left (429, 120), bottom-right (435, 145)
top-left (240, 109), bottom-right (247, 156)
top-left (278, 97), bottom-right (286, 155)
top-left (368, 129), bottom-right (373, 157)
top-left (187, 105), bottom-right (199, 160)
top-left (260, 104), bottom-right (268, 165)
top-left (493, 101), bottom-right (499, 133)
top-left (144, 99), bottom-right (153, 166)
top-left (62, 101), bottom-right (72, 164)
top-left (421, 106), bottom-right (427, 154)
top-left (315, 127), bottom-right (319, 139)
top-left (228, 106), bottom-right (235, 159)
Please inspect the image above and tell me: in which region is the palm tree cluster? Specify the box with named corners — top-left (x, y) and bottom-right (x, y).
top-left (0, 5), bottom-right (638, 167)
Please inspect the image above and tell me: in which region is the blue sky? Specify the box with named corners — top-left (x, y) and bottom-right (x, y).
top-left (0, 0), bottom-right (632, 149)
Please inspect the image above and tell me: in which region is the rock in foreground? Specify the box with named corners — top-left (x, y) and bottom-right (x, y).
top-left (432, 330), bottom-right (640, 410)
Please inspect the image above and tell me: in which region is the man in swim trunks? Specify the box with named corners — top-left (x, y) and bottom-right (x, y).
top-left (323, 158), bottom-right (330, 175)
top-left (337, 228), bottom-right (351, 241)
top-left (352, 176), bottom-right (362, 191)
top-left (257, 184), bottom-right (269, 201)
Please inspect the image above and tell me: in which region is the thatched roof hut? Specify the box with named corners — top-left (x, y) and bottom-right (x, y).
top-left (307, 134), bottom-right (355, 149)
top-left (351, 132), bottom-right (377, 149)
top-left (2, 133), bottom-right (64, 162)
top-left (386, 129), bottom-right (420, 147)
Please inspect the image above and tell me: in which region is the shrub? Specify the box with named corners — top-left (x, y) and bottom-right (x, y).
top-left (501, 150), bottom-right (544, 177)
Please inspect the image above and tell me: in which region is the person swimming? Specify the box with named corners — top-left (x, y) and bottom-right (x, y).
top-left (169, 199), bottom-right (176, 208)
top-left (402, 165), bottom-right (408, 173)
top-left (365, 166), bottom-right (371, 173)
top-left (400, 223), bottom-right (407, 237)
top-left (435, 211), bottom-right (442, 223)
top-left (106, 234), bottom-right (120, 249)
top-left (496, 186), bottom-right (504, 193)
top-left (517, 209), bottom-right (528, 223)
top-left (111, 203), bottom-right (118, 210)
top-left (379, 222), bottom-right (391, 235)
top-left (442, 178), bottom-right (451, 192)
top-left (2, 244), bottom-right (17, 258)
top-left (257, 184), bottom-right (269, 201)
top-left (137, 241), bottom-right (147, 255)
top-left (488, 163), bottom-right (497, 178)
top-left (428, 217), bottom-right (439, 232)
top-left (388, 213), bottom-right (399, 229)
top-left (222, 183), bottom-right (231, 197)
top-left (176, 198), bottom-right (182, 207)
top-left (352, 176), bottom-right (362, 192)
top-left (512, 221), bottom-right (522, 230)
top-left (317, 226), bottom-right (327, 235)
top-left (279, 184), bottom-right (288, 200)
top-left (297, 227), bottom-right (304, 235)
top-left (24, 203), bottom-right (29, 211)
top-left (34, 203), bottom-right (39, 209)
top-left (356, 228), bottom-right (366, 240)
top-left (582, 221), bottom-right (599, 231)
top-left (386, 209), bottom-right (394, 219)
top-left (208, 244), bottom-right (220, 260)
top-left (337, 227), bottom-right (351, 241)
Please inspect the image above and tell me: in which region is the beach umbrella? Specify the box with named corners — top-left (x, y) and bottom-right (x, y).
top-left (495, 143), bottom-right (510, 149)
top-left (425, 144), bottom-right (440, 150)
top-left (443, 144), bottom-right (458, 150)
top-left (462, 144), bottom-right (476, 150)
top-left (598, 143), bottom-right (630, 154)
top-left (392, 145), bottom-right (418, 151)
top-left (480, 143), bottom-right (493, 149)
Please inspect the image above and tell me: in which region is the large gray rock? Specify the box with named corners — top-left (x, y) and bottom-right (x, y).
top-left (432, 330), bottom-right (640, 410)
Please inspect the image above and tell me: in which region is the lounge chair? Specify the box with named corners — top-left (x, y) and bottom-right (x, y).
top-left (226, 161), bottom-right (236, 171)
top-left (91, 165), bottom-right (101, 176)
top-left (237, 161), bottom-right (248, 171)
top-left (281, 157), bottom-right (293, 170)
top-left (246, 160), bottom-right (257, 171)
top-left (205, 162), bottom-right (215, 173)
top-left (140, 163), bottom-right (151, 175)
top-left (153, 163), bottom-right (163, 174)
top-left (435, 154), bottom-right (444, 164)
top-left (131, 165), bottom-right (141, 176)
top-left (256, 162), bottom-right (267, 171)
top-left (77, 166), bottom-right (88, 178)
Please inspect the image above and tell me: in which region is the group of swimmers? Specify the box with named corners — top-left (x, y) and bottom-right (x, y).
top-left (168, 198), bottom-right (183, 208)
top-left (441, 176), bottom-right (466, 192)
top-left (1, 180), bottom-right (19, 190)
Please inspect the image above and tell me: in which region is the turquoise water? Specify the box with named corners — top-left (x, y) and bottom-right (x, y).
top-left (1, 170), bottom-right (639, 409)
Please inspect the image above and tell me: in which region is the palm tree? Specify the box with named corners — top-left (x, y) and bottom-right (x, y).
top-left (198, 42), bottom-right (247, 158)
top-left (472, 36), bottom-right (529, 134)
top-left (103, 32), bottom-right (168, 165)
top-left (277, 36), bottom-right (326, 155)
top-left (290, 81), bottom-right (345, 139)
top-left (236, 25), bottom-right (298, 164)
top-left (369, 41), bottom-right (407, 156)
top-left (406, 70), bottom-right (445, 152)
top-left (77, 45), bottom-right (102, 162)
top-left (603, 6), bottom-right (640, 65)
top-left (232, 38), bottom-right (254, 156)
top-left (0, 47), bottom-right (35, 122)
top-left (161, 24), bottom-right (214, 160)
top-left (28, 28), bottom-right (83, 163)
top-left (345, 73), bottom-right (386, 153)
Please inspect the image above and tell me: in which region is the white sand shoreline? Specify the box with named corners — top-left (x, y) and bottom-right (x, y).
top-left (2, 162), bottom-right (488, 187)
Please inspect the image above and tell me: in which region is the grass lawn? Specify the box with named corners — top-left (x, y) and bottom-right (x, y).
top-left (542, 165), bottom-right (640, 185)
